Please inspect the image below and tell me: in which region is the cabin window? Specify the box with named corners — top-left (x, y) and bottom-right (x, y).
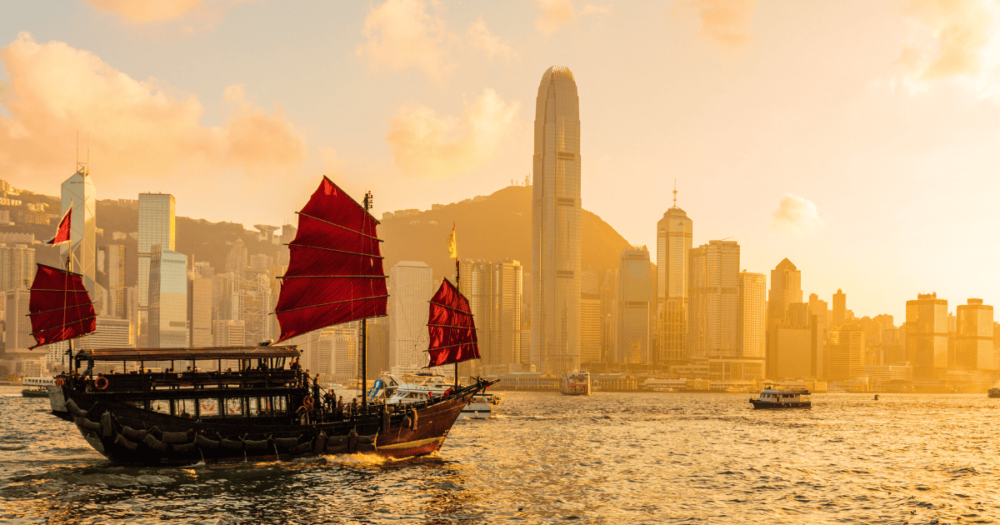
top-left (152, 400), bottom-right (170, 414)
top-left (200, 398), bottom-right (220, 417)
top-left (248, 397), bottom-right (260, 416)
top-left (226, 398), bottom-right (244, 416)
top-left (275, 396), bottom-right (287, 413)
top-left (178, 399), bottom-right (196, 418)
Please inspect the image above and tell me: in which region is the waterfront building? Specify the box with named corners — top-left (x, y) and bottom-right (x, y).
top-left (493, 259), bottom-right (523, 366)
top-left (827, 324), bottom-right (867, 383)
top-left (148, 245), bottom-right (188, 348)
top-left (906, 293), bottom-right (948, 379)
top-left (612, 246), bottom-right (656, 365)
top-left (956, 299), bottom-right (995, 371)
top-left (4, 287), bottom-right (31, 352)
top-left (688, 240), bottom-right (740, 362)
top-left (711, 270), bottom-right (766, 381)
top-left (188, 277), bottom-right (213, 347)
top-left (833, 289), bottom-right (847, 328)
top-left (656, 189), bottom-right (693, 365)
top-left (388, 261), bottom-right (433, 372)
top-left (766, 258), bottom-right (802, 378)
top-left (78, 317), bottom-right (133, 349)
top-left (138, 193), bottom-right (176, 346)
top-left (581, 293), bottom-right (602, 366)
top-left (0, 244), bottom-right (35, 291)
top-left (232, 274), bottom-right (272, 345)
top-left (97, 245), bottom-right (126, 318)
top-left (531, 65), bottom-right (582, 374)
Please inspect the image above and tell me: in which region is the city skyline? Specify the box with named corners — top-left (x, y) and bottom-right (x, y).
top-left (5, 1), bottom-right (1000, 320)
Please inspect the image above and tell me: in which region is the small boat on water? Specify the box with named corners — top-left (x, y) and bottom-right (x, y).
top-left (21, 377), bottom-right (54, 398)
top-left (381, 374), bottom-right (502, 419)
top-left (461, 392), bottom-right (501, 420)
top-left (988, 388), bottom-right (1000, 398)
top-left (560, 371), bottom-right (591, 396)
top-left (749, 388), bottom-right (811, 409)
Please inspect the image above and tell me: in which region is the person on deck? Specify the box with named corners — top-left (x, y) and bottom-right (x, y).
top-left (324, 389), bottom-right (336, 413)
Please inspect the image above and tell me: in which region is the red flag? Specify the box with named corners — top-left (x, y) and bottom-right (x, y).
top-left (47, 207), bottom-right (72, 245)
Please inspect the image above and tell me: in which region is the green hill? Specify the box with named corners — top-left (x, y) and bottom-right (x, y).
top-left (379, 185), bottom-right (631, 280)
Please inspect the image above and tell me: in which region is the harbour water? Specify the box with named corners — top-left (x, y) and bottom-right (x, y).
top-left (2, 386), bottom-right (999, 524)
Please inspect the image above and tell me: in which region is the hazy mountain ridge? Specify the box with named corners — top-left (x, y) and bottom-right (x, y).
top-left (379, 185), bottom-right (632, 280)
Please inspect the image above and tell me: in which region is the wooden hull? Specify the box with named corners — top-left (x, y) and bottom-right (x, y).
top-left (749, 399), bottom-right (811, 409)
top-left (59, 383), bottom-right (487, 466)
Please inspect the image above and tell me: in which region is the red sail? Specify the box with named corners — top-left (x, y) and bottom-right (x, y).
top-left (28, 264), bottom-right (96, 349)
top-left (275, 176), bottom-right (388, 342)
top-left (426, 278), bottom-right (480, 367)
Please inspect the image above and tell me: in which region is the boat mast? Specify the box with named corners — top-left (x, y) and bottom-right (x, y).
top-left (65, 252), bottom-right (74, 373)
top-left (454, 257), bottom-right (460, 389)
top-left (361, 191), bottom-right (373, 408)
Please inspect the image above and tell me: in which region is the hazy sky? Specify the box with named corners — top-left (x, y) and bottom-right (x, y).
top-left (3, 0), bottom-right (1000, 320)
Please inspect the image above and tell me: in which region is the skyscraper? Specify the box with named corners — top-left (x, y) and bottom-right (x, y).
top-left (955, 298), bottom-right (995, 371)
top-left (0, 244), bottom-right (35, 291)
top-left (613, 246), bottom-right (656, 365)
top-left (832, 289), bottom-right (846, 328)
top-left (719, 270), bottom-right (766, 381)
top-left (61, 168), bottom-right (98, 296)
top-left (766, 258), bottom-right (803, 379)
top-left (459, 259), bottom-right (494, 365)
top-left (532, 66), bottom-right (582, 374)
top-left (493, 259), bottom-right (523, 367)
top-left (388, 261), bottom-right (432, 372)
top-left (688, 240), bottom-right (740, 361)
top-left (657, 188), bottom-right (693, 365)
top-left (97, 245), bottom-right (126, 318)
top-left (188, 277), bottom-right (213, 347)
top-left (147, 244), bottom-right (188, 348)
top-left (906, 292), bottom-right (948, 379)
top-left (138, 193), bottom-right (176, 346)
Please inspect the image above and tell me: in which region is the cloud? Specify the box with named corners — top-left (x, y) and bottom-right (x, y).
top-left (673, 0), bottom-right (756, 52)
top-left (536, 0), bottom-right (611, 35)
top-left (386, 89), bottom-right (520, 180)
top-left (900, 0), bottom-right (996, 80)
top-left (356, 0), bottom-right (454, 83)
top-left (83, 0), bottom-right (250, 31)
top-left (467, 17), bottom-right (516, 61)
top-left (772, 195), bottom-right (823, 233)
top-left (0, 33), bottom-right (306, 188)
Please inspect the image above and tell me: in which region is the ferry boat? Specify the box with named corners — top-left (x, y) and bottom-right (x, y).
top-left (32, 176), bottom-right (494, 465)
top-left (381, 374), bottom-right (502, 419)
top-left (560, 371), bottom-right (591, 396)
top-left (749, 388), bottom-right (811, 409)
top-left (988, 388), bottom-right (1000, 398)
top-left (21, 377), bottom-right (54, 398)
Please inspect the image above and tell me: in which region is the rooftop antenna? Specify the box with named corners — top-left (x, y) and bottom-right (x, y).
top-left (672, 179), bottom-right (678, 208)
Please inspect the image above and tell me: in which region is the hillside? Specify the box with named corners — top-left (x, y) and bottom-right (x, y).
top-left (379, 185), bottom-right (631, 280)
top-left (2, 184), bottom-right (634, 286)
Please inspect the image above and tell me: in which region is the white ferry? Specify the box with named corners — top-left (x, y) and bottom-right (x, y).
top-left (21, 377), bottom-right (55, 398)
top-left (381, 374), bottom-right (502, 418)
top-left (749, 387), bottom-right (811, 409)
top-left (560, 371), bottom-right (591, 396)
top-left (460, 392), bottom-right (502, 419)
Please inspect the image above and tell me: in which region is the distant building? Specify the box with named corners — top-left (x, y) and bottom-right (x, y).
top-left (232, 274), bottom-right (272, 345)
top-left (188, 277), bottom-right (213, 347)
top-left (580, 293), bottom-right (602, 365)
top-left (906, 293), bottom-right (948, 379)
top-left (4, 287), bottom-right (31, 353)
top-left (389, 261), bottom-right (432, 372)
top-left (956, 298), bottom-right (995, 371)
top-left (656, 193), bottom-right (693, 365)
top-left (532, 66), bottom-right (582, 375)
top-left (689, 240), bottom-right (740, 362)
top-left (712, 270), bottom-right (766, 381)
top-left (214, 320), bottom-right (246, 347)
top-left (97, 245), bottom-right (126, 318)
top-left (827, 324), bottom-right (866, 383)
top-left (493, 259), bottom-right (523, 366)
top-left (78, 317), bottom-right (133, 349)
top-left (613, 246), bottom-right (656, 365)
top-left (61, 168), bottom-right (98, 298)
top-left (459, 259), bottom-right (493, 366)
top-left (766, 258), bottom-right (802, 379)
top-left (808, 293), bottom-right (830, 379)
top-left (832, 289), bottom-right (846, 328)
top-left (0, 244), bottom-right (35, 291)
top-left (138, 193), bottom-right (176, 346)
top-left (148, 245), bottom-right (188, 348)
top-left (225, 238), bottom-right (248, 278)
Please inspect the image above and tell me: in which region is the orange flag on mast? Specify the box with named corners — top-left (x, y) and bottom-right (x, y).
top-left (446, 224), bottom-right (457, 259)
top-left (47, 207), bottom-right (72, 245)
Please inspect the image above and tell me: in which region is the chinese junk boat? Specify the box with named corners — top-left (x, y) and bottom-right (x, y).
top-left (42, 177), bottom-right (495, 465)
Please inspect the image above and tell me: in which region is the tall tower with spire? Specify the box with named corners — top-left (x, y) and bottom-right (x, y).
top-left (531, 66), bottom-right (581, 374)
top-left (656, 181), bottom-right (693, 364)
top-left (60, 162), bottom-right (98, 300)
